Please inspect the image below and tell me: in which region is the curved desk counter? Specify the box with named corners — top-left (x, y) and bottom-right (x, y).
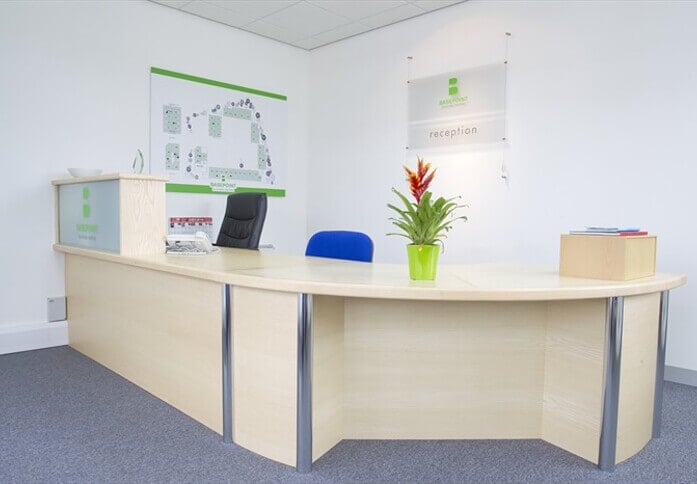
top-left (55, 245), bottom-right (686, 473)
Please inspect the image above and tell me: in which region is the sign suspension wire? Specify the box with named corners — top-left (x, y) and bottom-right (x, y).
top-left (406, 55), bottom-right (414, 152)
top-left (501, 32), bottom-right (512, 186)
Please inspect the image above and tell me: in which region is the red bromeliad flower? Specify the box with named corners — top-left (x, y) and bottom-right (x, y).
top-left (403, 157), bottom-right (436, 203)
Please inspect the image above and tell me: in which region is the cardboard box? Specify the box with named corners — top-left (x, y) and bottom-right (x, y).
top-left (559, 235), bottom-right (656, 280)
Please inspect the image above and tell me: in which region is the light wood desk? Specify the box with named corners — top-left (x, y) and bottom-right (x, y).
top-left (53, 244), bottom-right (685, 473)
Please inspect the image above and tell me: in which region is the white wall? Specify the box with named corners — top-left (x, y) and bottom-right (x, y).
top-left (2, 0), bottom-right (695, 372)
top-left (308, 1), bottom-right (697, 371)
top-left (0, 1), bottom-right (310, 342)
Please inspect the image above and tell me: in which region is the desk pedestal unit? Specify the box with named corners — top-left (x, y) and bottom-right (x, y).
top-left (53, 175), bottom-right (684, 474)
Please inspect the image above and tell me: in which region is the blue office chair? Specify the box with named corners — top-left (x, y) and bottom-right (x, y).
top-left (305, 231), bottom-right (374, 263)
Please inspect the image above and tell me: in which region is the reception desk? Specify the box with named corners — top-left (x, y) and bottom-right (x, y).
top-left (53, 244), bottom-right (686, 473)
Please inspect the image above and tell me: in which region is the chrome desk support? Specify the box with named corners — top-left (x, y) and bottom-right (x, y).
top-left (653, 291), bottom-right (670, 438)
top-left (222, 284), bottom-right (233, 444)
top-left (598, 296), bottom-right (624, 471)
top-left (296, 293), bottom-right (313, 473)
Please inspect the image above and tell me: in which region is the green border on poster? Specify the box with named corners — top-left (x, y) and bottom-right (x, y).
top-left (166, 183), bottom-right (285, 197)
top-left (151, 67), bottom-right (287, 101)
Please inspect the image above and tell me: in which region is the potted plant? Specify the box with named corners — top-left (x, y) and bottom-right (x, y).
top-left (387, 157), bottom-right (467, 280)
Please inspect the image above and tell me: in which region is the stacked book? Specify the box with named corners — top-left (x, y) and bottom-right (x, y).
top-left (569, 227), bottom-right (648, 236)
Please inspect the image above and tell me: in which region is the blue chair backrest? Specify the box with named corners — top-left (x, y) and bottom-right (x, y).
top-left (305, 231), bottom-right (374, 263)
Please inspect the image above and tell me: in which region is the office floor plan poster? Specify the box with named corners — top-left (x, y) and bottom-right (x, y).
top-left (150, 67), bottom-right (287, 196)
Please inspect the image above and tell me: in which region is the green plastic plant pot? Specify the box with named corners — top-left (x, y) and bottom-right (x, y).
top-left (406, 244), bottom-right (440, 280)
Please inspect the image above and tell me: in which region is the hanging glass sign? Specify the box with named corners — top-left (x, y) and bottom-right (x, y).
top-left (408, 63), bottom-right (506, 150)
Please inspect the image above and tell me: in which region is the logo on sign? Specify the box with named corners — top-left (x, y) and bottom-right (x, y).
top-left (77, 185), bottom-right (98, 235)
top-left (82, 186), bottom-right (91, 218)
top-left (439, 77), bottom-right (468, 108)
top-left (448, 77), bottom-right (459, 96)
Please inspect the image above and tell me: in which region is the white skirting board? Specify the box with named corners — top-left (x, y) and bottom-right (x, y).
top-left (665, 366), bottom-right (697, 388)
top-left (0, 321), bottom-right (69, 355)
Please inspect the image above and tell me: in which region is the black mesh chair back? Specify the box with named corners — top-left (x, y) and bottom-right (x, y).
top-left (215, 193), bottom-right (267, 249)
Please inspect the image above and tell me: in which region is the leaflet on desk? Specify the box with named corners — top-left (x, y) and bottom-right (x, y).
top-left (166, 231), bottom-right (214, 253)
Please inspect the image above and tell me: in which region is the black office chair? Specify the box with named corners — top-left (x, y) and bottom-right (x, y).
top-left (215, 193), bottom-right (267, 249)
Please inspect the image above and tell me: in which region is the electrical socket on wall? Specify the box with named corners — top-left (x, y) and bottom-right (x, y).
top-left (47, 296), bottom-right (66, 322)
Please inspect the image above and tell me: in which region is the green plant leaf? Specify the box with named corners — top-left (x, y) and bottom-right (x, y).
top-left (387, 186), bottom-right (467, 246)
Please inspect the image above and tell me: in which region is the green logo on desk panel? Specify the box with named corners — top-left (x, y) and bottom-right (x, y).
top-left (77, 185), bottom-right (98, 234)
top-left (82, 186), bottom-right (91, 218)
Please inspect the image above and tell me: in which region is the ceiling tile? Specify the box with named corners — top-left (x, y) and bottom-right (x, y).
top-left (310, 21), bottom-right (372, 46)
top-left (205, 0), bottom-right (299, 20)
top-left (409, 0), bottom-right (463, 12)
top-left (181, 1), bottom-right (257, 26)
top-left (308, 0), bottom-right (406, 21)
top-left (150, 0), bottom-right (467, 51)
top-left (244, 20), bottom-right (306, 43)
top-left (359, 3), bottom-right (424, 29)
top-left (150, 0), bottom-right (193, 8)
top-left (263, 2), bottom-right (350, 37)
top-left (292, 37), bottom-right (328, 50)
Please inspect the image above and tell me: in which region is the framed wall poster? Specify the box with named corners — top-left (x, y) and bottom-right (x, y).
top-left (150, 67), bottom-right (287, 196)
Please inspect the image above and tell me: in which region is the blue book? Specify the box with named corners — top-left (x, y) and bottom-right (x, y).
top-left (584, 227), bottom-right (641, 233)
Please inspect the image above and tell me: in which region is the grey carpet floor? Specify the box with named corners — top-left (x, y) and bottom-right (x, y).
top-left (1, 347), bottom-right (695, 483)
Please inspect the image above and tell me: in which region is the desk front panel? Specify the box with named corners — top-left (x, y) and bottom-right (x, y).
top-left (65, 255), bottom-right (222, 433)
top-left (343, 299), bottom-right (547, 439)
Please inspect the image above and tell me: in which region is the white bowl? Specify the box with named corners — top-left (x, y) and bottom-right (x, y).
top-left (68, 168), bottom-right (103, 178)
